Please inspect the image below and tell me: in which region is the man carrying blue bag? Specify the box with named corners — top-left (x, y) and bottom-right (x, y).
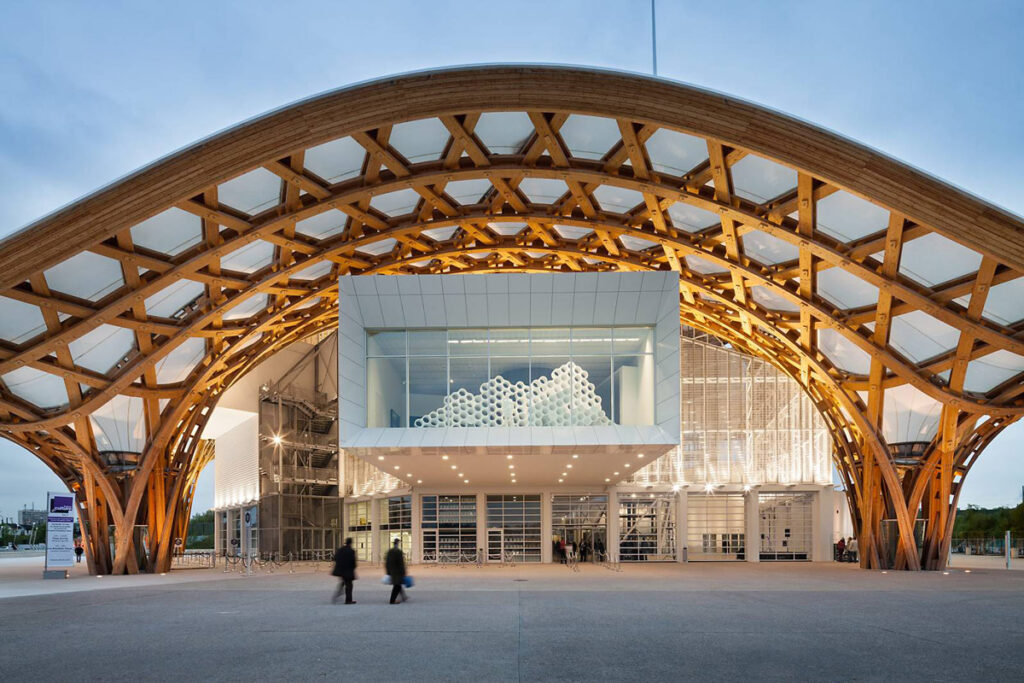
top-left (385, 538), bottom-right (411, 604)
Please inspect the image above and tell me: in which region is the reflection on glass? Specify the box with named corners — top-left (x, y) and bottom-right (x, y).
top-left (530, 356), bottom-right (571, 426)
top-left (448, 357), bottom-right (489, 425)
top-left (571, 327), bottom-right (613, 355)
top-left (366, 357), bottom-right (406, 427)
top-left (530, 327), bottom-right (572, 357)
top-left (613, 355), bottom-right (654, 425)
top-left (409, 357), bottom-right (448, 427)
top-left (448, 328), bottom-right (489, 355)
top-left (408, 330), bottom-right (446, 356)
top-left (614, 327), bottom-right (654, 354)
top-left (367, 330), bottom-right (405, 356)
top-left (489, 328), bottom-right (531, 356)
top-left (572, 356), bottom-right (613, 426)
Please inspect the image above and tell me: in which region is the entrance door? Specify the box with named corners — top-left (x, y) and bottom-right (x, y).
top-left (552, 526), bottom-right (606, 563)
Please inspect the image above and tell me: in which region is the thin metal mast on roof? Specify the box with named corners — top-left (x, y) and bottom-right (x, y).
top-left (651, 0), bottom-right (658, 76)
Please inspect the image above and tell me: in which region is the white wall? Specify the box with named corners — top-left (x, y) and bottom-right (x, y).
top-left (213, 414), bottom-right (259, 509)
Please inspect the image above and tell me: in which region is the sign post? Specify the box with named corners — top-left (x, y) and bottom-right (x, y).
top-left (44, 491), bottom-right (75, 579)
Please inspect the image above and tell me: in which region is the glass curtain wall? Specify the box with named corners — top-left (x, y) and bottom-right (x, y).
top-left (346, 501), bottom-right (373, 562)
top-left (625, 328), bottom-right (831, 487)
top-left (686, 493), bottom-right (746, 561)
top-left (618, 492), bottom-right (676, 561)
top-left (758, 492), bottom-right (814, 561)
top-left (366, 327), bottom-right (654, 428)
top-left (485, 495), bottom-right (542, 562)
top-left (378, 495), bottom-right (412, 559)
top-left (421, 495), bottom-right (477, 562)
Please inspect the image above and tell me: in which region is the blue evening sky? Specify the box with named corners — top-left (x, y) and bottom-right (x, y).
top-left (0, 1), bottom-right (1022, 518)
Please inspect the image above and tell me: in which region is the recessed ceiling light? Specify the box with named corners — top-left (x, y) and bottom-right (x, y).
top-left (613, 472), bottom-right (619, 476)
top-left (378, 456), bottom-right (385, 461)
top-left (393, 465), bottom-right (399, 470)
top-left (558, 479), bottom-right (563, 483)
top-left (463, 480), bottom-right (469, 484)
top-left (572, 454), bottom-right (579, 459)
top-left (638, 453), bottom-right (644, 458)
top-left (511, 479), bottom-right (516, 484)
top-left (417, 479), bottom-right (422, 484)
top-left (566, 464), bottom-right (573, 469)
top-left (442, 455), bottom-right (449, 460)
top-left (625, 463), bottom-right (631, 468)
top-left (561, 472), bottom-right (567, 476)
top-left (458, 473), bottom-right (464, 477)
top-left (407, 473), bottom-right (412, 477)
top-left (605, 478), bottom-right (611, 482)
top-left (506, 455), bottom-right (513, 459)
top-left (508, 465), bottom-right (514, 469)
top-left (630, 493), bottom-right (637, 498)
top-left (451, 465), bottom-right (457, 470)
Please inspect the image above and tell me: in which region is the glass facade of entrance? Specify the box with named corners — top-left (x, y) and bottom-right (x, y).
top-left (551, 494), bottom-right (608, 562)
top-left (687, 493), bottom-right (746, 561)
top-left (618, 492), bottom-right (676, 561)
top-left (486, 495), bottom-right (542, 562)
top-left (421, 495), bottom-right (477, 562)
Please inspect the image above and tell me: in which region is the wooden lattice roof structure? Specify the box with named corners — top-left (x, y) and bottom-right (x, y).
top-left (2, 66), bottom-right (1022, 573)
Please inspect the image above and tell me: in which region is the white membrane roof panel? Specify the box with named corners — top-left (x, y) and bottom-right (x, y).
top-left (667, 203), bottom-right (718, 233)
top-left (742, 230), bottom-right (798, 265)
top-left (518, 178), bottom-right (568, 204)
top-left (592, 185), bottom-right (644, 213)
top-left (145, 279), bottom-right (204, 319)
top-left (369, 188), bottom-right (420, 216)
top-left (730, 155), bottom-right (797, 204)
top-left (68, 324), bottom-right (135, 374)
top-left (303, 136), bottom-right (366, 184)
top-left (818, 328), bottom-right (871, 375)
top-left (0, 295), bottom-right (47, 344)
top-left (295, 210), bottom-right (347, 240)
top-left (899, 233), bottom-right (982, 287)
top-left (644, 128), bottom-right (708, 176)
top-left (218, 168), bottom-right (282, 216)
top-left (389, 118), bottom-right (450, 163)
top-left (130, 207), bottom-right (203, 256)
top-left (90, 394), bottom-right (146, 453)
top-left (963, 350), bottom-right (1024, 394)
top-left (444, 179), bottom-right (492, 205)
top-left (44, 252), bottom-right (124, 302)
top-left (751, 286), bottom-right (800, 313)
top-left (559, 114), bottom-right (620, 161)
top-left (815, 191), bottom-right (889, 243)
top-left (155, 337), bottom-right (206, 385)
top-left (882, 383), bottom-right (942, 444)
top-left (817, 268), bottom-right (879, 310)
top-left (220, 240), bottom-right (275, 274)
top-left (2, 366), bottom-right (69, 409)
top-left (473, 112), bottom-right (533, 154)
top-left (222, 293), bottom-right (268, 321)
top-left (887, 311), bottom-right (960, 363)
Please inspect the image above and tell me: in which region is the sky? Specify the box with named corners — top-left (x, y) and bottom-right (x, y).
top-left (0, 0), bottom-right (1022, 518)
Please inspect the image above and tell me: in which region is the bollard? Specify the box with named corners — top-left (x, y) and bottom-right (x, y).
top-left (1007, 530), bottom-right (1012, 570)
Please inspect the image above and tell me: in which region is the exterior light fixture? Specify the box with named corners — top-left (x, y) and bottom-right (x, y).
top-left (508, 465), bottom-right (514, 469)
top-left (624, 463), bottom-right (630, 468)
top-left (393, 466), bottom-right (399, 471)
top-left (511, 479), bottom-right (516, 484)
top-left (442, 455), bottom-right (449, 460)
top-left (572, 454), bottom-right (579, 459)
top-left (742, 484), bottom-right (752, 493)
top-left (416, 479), bottom-right (422, 484)
top-left (637, 453), bottom-right (644, 458)
top-left (671, 485), bottom-right (680, 492)
top-left (704, 483), bottom-right (714, 493)
top-left (464, 480), bottom-right (470, 484)
top-left (378, 455), bottom-right (385, 461)
top-left (506, 455), bottom-right (513, 460)
top-left (458, 473), bottom-right (464, 477)
top-left (558, 479), bottom-right (564, 483)
top-left (566, 464), bottom-right (573, 469)
top-left (406, 473), bottom-right (412, 477)
top-left (613, 472), bottom-right (619, 476)
top-left (605, 478), bottom-right (611, 482)
top-left (451, 465), bottom-right (457, 470)
top-left (272, 434), bottom-right (283, 446)
top-left (561, 472), bottom-right (567, 476)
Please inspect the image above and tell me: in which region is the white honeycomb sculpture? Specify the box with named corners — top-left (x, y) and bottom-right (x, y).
top-left (414, 361), bottom-right (612, 427)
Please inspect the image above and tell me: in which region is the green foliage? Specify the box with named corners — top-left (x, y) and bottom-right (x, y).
top-left (190, 510), bottom-right (214, 525)
top-left (953, 502), bottom-right (1024, 537)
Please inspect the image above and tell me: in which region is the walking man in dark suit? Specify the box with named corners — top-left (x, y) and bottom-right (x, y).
top-left (332, 538), bottom-right (357, 604)
top-left (386, 538), bottom-right (407, 604)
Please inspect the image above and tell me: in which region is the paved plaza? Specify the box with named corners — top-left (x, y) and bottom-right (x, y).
top-left (1, 555), bottom-right (1022, 682)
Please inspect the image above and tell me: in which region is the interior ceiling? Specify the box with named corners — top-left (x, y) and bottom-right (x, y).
top-left (1, 65), bottom-right (1023, 487)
